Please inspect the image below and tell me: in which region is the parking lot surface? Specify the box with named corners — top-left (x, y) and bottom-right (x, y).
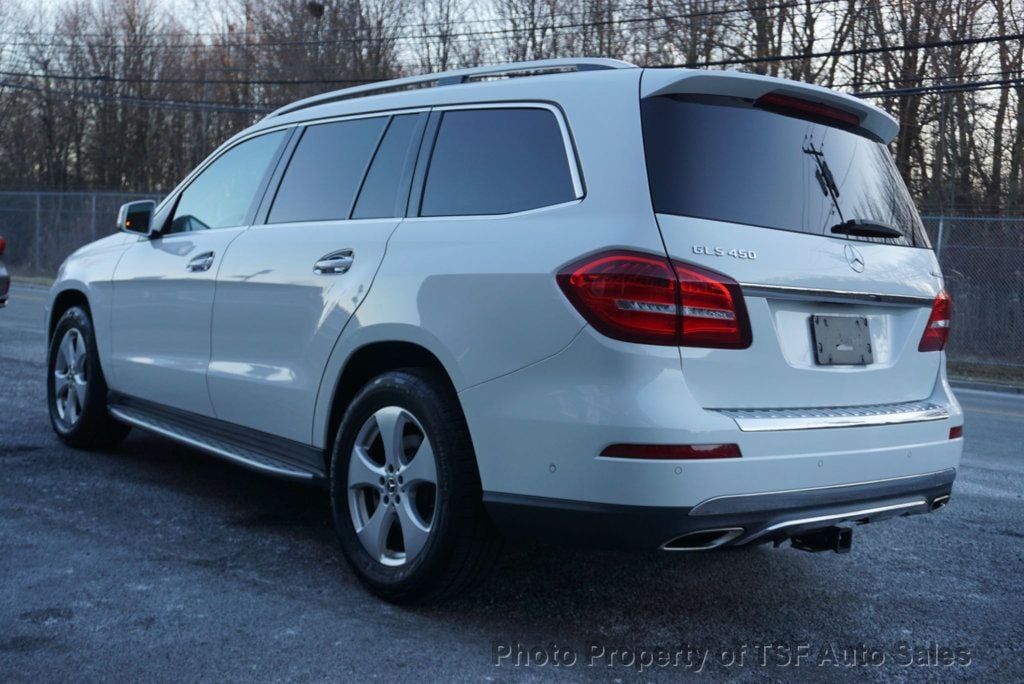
top-left (1, 283), bottom-right (1022, 681)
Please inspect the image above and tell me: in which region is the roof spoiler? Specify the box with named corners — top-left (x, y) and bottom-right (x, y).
top-left (640, 69), bottom-right (899, 143)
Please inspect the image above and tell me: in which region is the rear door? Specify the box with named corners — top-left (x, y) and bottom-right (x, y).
top-left (640, 89), bottom-right (944, 409)
top-left (208, 112), bottom-right (425, 443)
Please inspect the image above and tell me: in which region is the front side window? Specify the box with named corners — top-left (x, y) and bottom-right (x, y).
top-left (420, 108), bottom-right (577, 217)
top-left (169, 131), bottom-right (286, 233)
top-left (268, 117), bottom-right (388, 224)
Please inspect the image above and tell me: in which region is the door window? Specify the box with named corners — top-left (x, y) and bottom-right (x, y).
top-left (169, 130), bottom-right (286, 234)
top-left (268, 117), bottom-right (388, 224)
top-left (352, 114), bottom-right (422, 219)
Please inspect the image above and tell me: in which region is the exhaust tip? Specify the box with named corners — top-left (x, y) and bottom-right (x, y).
top-left (930, 494), bottom-right (950, 512)
top-left (662, 527), bottom-right (744, 551)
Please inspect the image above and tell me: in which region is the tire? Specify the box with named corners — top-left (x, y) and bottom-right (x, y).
top-left (329, 368), bottom-right (499, 604)
top-left (47, 306), bottom-right (131, 449)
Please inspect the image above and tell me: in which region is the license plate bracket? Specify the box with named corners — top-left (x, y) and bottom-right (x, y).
top-left (811, 315), bottom-right (873, 365)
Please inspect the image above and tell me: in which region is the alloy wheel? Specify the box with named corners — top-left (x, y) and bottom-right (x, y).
top-left (53, 328), bottom-right (88, 428)
top-left (347, 406), bottom-right (438, 567)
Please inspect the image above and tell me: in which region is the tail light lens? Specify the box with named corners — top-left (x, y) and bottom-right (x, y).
top-left (0, 236), bottom-right (6, 257)
top-left (918, 290), bottom-right (951, 352)
top-left (557, 251), bottom-right (751, 348)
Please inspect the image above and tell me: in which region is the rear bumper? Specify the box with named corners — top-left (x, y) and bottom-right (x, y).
top-left (484, 468), bottom-right (955, 550)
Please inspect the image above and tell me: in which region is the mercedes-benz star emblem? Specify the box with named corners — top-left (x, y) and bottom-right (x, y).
top-left (844, 244), bottom-right (866, 273)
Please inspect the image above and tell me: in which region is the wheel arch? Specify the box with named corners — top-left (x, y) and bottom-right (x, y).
top-left (321, 339), bottom-right (464, 473)
top-left (48, 287), bottom-right (91, 341)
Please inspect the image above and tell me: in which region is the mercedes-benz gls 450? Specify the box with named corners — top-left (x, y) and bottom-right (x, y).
top-left (46, 58), bottom-right (962, 603)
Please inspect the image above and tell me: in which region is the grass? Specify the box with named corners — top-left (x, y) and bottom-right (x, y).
top-left (10, 274), bottom-right (55, 287)
top-left (948, 361), bottom-right (1024, 389)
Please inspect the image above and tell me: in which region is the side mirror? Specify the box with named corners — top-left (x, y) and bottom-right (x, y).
top-left (117, 200), bottom-right (157, 237)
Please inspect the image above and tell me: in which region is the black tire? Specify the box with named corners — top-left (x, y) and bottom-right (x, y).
top-left (47, 306), bottom-right (130, 449)
top-left (329, 368), bottom-right (500, 604)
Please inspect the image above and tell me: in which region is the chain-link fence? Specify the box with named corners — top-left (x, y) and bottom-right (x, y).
top-left (0, 192), bottom-right (1020, 367)
top-left (0, 191), bottom-right (162, 276)
top-left (922, 216), bottom-right (1024, 368)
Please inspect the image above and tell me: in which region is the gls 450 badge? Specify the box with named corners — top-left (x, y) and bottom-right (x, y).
top-left (692, 245), bottom-right (758, 260)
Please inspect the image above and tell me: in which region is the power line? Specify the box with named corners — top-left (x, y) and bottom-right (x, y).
top-left (0, 79), bottom-right (270, 113)
top-left (855, 77), bottom-right (1024, 98)
top-left (0, 69), bottom-right (378, 86)
top-left (0, 0), bottom-right (872, 51)
top-left (672, 32), bottom-right (1024, 68)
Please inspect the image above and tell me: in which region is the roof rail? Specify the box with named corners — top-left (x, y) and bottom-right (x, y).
top-left (266, 57), bottom-right (637, 119)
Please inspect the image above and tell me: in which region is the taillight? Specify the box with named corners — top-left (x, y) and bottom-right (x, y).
top-left (0, 236), bottom-right (6, 257)
top-left (556, 251), bottom-right (751, 348)
top-left (600, 443), bottom-right (741, 459)
top-left (918, 290), bottom-right (951, 352)
top-left (675, 262), bottom-right (751, 349)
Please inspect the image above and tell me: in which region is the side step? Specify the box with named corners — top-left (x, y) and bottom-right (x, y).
top-left (107, 395), bottom-right (325, 482)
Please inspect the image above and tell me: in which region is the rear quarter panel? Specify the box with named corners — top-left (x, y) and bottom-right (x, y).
top-left (313, 69), bottom-right (667, 448)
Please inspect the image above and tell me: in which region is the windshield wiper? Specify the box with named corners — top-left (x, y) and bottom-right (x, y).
top-left (829, 219), bottom-right (903, 239)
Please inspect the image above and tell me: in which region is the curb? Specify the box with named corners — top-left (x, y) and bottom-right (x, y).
top-left (950, 379), bottom-right (1024, 395)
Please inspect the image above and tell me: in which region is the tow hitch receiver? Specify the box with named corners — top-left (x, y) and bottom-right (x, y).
top-left (790, 526), bottom-right (853, 554)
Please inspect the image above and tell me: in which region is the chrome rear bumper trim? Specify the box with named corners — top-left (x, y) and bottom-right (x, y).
top-left (740, 283), bottom-right (934, 307)
top-left (741, 499), bottom-right (930, 545)
top-left (714, 400), bottom-right (949, 432)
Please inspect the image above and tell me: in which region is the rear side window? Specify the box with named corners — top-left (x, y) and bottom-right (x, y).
top-left (268, 117), bottom-right (387, 224)
top-left (353, 114), bottom-right (421, 219)
top-left (641, 95), bottom-right (929, 247)
top-left (170, 130), bottom-right (286, 233)
top-left (420, 108), bottom-right (576, 217)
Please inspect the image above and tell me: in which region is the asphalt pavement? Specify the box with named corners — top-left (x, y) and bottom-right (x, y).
top-left (1, 283), bottom-right (1022, 682)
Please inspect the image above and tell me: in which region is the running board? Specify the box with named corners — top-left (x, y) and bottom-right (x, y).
top-left (107, 395), bottom-right (325, 482)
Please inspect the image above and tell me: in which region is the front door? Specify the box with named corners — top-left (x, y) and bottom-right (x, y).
top-left (108, 130), bottom-right (288, 415)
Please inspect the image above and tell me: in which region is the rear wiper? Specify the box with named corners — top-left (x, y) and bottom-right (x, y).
top-left (830, 219), bottom-right (903, 239)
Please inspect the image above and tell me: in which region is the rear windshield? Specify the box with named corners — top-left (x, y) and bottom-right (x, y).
top-left (641, 95), bottom-right (930, 248)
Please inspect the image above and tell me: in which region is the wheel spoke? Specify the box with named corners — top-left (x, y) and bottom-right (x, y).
top-left (72, 331), bottom-right (87, 363)
top-left (396, 499), bottom-right (431, 561)
top-left (59, 333), bottom-right (76, 369)
top-left (348, 446), bottom-right (384, 490)
top-left (53, 370), bottom-right (70, 398)
top-left (373, 406), bottom-right (407, 471)
top-left (400, 437), bottom-right (437, 486)
top-left (356, 502), bottom-right (395, 562)
top-left (72, 377), bottom-right (88, 414)
top-left (65, 386), bottom-right (79, 424)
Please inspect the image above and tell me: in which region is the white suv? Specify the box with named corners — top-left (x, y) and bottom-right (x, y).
top-left (46, 58), bottom-right (962, 603)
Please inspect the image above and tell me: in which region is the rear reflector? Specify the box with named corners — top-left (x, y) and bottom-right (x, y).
top-left (918, 290), bottom-right (952, 352)
top-left (755, 92), bottom-right (861, 127)
top-left (557, 251), bottom-right (751, 348)
top-left (600, 443), bottom-right (742, 460)
top-left (949, 425), bottom-right (963, 439)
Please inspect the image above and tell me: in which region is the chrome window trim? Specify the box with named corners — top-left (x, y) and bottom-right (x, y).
top-left (714, 400), bottom-right (949, 432)
top-left (740, 283), bottom-right (935, 307)
top-left (155, 107), bottom-right (431, 215)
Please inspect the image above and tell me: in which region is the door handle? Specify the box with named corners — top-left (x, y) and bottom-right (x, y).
top-left (314, 249), bottom-right (354, 275)
top-left (187, 251), bottom-right (215, 272)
